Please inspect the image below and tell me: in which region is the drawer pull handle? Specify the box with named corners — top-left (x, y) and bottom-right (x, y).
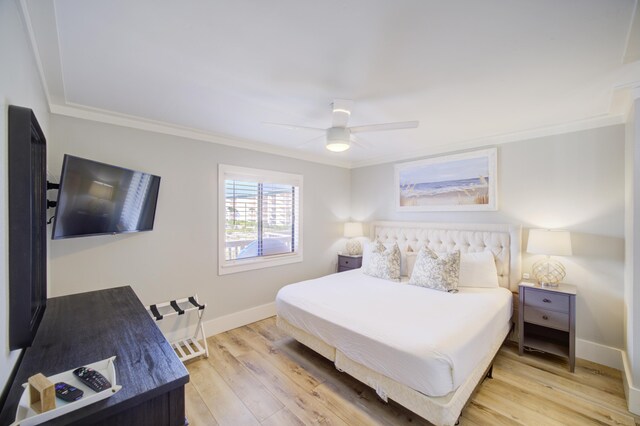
top-left (543, 298), bottom-right (551, 303)
top-left (542, 315), bottom-right (549, 320)
top-left (345, 261), bottom-right (349, 264)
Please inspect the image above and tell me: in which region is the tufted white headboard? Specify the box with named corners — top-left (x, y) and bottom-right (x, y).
top-left (370, 221), bottom-right (522, 291)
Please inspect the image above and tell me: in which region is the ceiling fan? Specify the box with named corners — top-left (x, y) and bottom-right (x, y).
top-left (264, 99), bottom-right (419, 152)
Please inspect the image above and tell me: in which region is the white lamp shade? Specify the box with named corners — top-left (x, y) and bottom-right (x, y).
top-left (344, 222), bottom-right (363, 238)
top-left (527, 229), bottom-right (572, 256)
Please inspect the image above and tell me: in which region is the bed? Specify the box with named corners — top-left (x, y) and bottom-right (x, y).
top-left (275, 222), bottom-right (522, 426)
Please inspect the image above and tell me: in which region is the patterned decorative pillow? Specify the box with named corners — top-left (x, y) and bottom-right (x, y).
top-left (408, 247), bottom-right (460, 292)
top-left (363, 241), bottom-right (401, 281)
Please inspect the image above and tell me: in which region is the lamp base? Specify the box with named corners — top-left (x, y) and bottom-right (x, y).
top-left (346, 239), bottom-right (362, 256)
top-left (532, 258), bottom-right (566, 286)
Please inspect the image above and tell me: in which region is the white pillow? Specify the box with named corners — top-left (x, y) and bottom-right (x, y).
top-left (400, 250), bottom-right (409, 276)
top-left (458, 251), bottom-right (499, 288)
top-left (361, 241), bottom-right (375, 268)
top-left (406, 252), bottom-right (418, 278)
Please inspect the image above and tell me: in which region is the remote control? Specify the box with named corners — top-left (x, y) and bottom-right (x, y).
top-left (72, 367), bottom-right (111, 392)
top-left (55, 382), bottom-right (84, 402)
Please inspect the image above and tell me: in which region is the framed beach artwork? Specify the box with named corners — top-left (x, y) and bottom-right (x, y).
top-left (395, 148), bottom-right (497, 211)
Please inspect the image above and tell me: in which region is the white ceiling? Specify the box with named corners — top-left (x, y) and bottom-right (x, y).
top-left (23, 0), bottom-right (640, 168)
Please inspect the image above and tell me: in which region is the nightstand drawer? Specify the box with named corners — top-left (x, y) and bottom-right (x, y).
top-left (338, 256), bottom-right (361, 268)
top-left (524, 288), bottom-right (569, 313)
top-left (524, 306), bottom-right (569, 331)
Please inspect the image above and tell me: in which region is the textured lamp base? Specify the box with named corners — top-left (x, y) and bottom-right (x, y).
top-left (532, 258), bottom-right (566, 286)
top-left (346, 239), bottom-right (362, 256)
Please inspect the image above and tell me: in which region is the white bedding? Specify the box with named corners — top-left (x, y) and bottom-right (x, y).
top-left (276, 269), bottom-right (512, 397)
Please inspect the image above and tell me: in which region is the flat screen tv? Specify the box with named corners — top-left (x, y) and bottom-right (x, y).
top-left (52, 155), bottom-right (161, 239)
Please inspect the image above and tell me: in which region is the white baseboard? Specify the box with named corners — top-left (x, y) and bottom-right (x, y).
top-left (576, 338), bottom-right (623, 370)
top-left (622, 351), bottom-right (640, 415)
top-left (576, 340), bottom-right (640, 414)
top-left (203, 301), bottom-right (276, 337)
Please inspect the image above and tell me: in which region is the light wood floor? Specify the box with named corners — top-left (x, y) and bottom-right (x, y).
top-left (184, 317), bottom-right (639, 425)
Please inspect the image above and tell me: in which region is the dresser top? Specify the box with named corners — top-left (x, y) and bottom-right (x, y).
top-left (338, 253), bottom-right (363, 258)
top-left (519, 281), bottom-right (577, 295)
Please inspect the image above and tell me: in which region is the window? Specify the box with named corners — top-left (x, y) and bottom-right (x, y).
top-left (218, 164), bottom-right (302, 275)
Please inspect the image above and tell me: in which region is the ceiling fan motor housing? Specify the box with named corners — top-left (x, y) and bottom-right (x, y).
top-left (327, 127), bottom-right (350, 141)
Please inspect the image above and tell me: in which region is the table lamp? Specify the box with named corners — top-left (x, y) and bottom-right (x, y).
top-left (526, 229), bottom-right (572, 287)
top-left (344, 222), bottom-right (364, 255)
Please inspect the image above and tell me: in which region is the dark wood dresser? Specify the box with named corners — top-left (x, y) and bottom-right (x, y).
top-left (0, 286), bottom-right (189, 425)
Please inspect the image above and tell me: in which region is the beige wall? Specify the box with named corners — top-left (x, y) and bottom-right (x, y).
top-left (351, 125), bottom-right (626, 353)
top-left (0, 0), bottom-right (51, 396)
top-left (47, 115), bottom-right (351, 321)
top-left (625, 95), bottom-right (640, 386)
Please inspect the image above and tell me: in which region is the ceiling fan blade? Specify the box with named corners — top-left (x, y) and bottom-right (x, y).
top-left (263, 122), bottom-right (325, 132)
top-left (331, 99), bottom-right (353, 128)
top-left (349, 121), bottom-right (419, 134)
top-left (350, 135), bottom-right (370, 149)
top-left (297, 135), bottom-right (325, 147)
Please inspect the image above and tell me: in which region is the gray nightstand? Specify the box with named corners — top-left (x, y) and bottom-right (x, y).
top-left (518, 282), bottom-right (577, 372)
top-left (337, 254), bottom-right (362, 272)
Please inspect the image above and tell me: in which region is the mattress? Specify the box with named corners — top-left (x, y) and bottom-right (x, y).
top-left (276, 269), bottom-right (512, 397)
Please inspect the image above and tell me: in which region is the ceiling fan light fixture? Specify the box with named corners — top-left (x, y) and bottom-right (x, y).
top-left (326, 140), bottom-right (350, 152)
top-left (325, 127), bottom-right (351, 152)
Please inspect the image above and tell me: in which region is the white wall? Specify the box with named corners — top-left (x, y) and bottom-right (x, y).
top-left (0, 0), bottom-right (50, 397)
top-left (351, 125), bottom-right (626, 358)
top-left (47, 114), bottom-right (351, 331)
top-left (624, 92), bottom-right (640, 412)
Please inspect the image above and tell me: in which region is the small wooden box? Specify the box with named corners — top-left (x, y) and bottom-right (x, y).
top-left (28, 373), bottom-right (55, 413)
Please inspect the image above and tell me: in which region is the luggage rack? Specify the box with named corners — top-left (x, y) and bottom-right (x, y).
top-left (147, 295), bottom-right (209, 362)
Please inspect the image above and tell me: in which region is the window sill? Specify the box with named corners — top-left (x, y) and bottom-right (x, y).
top-left (218, 253), bottom-right (303, 275)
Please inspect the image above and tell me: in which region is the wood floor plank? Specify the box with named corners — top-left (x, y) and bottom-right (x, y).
top-left (237, 349), bottom-right (350, 426)
top-left (213, 330), bottom-right (254, 357)
top-left (250, 317), bottom-right (291, 342)
top-left (483, 376), bottom-right (622, 426)
top-left (493, 358), bottom-right (635, 425)
top-left (462, 400), bottom-right (521, 426)
top-left (496, 354), bottom-right (630, 413)
top-left (184, 382), bottom-right (219, 426)
top-left (501, 344), bottom-right (626, 398)
top-left (228, 325), bottom-right (326, 392)
top-left (272, 335), bottom-right (344, 384)
top-left (205, 335), bottom-right (284, 422)
top-left (188, 357), bottom-right (259, 426)
top-left (472, 385), bottom-right (565, 426)
top-left (260, 407), bottom-right (306, 426)
top-left (185, 317), bottom-right (637, 426)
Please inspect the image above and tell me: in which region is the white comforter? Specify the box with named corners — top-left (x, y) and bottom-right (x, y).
top-left (276, 269), bottom-right (512, 397)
